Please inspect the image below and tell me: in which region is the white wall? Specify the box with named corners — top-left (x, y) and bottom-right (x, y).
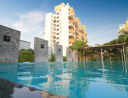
top-left (48, 47), bottom-right (52, 59)
top-left (19, 40), bottom-right (30, 50)
top-left (119, 24), bottom-right (125, 30)
top-left (45, 13), bottom-right (52, 47)
top-left (60, 6), bottom-right (69, 56)
top-left (118, 24), bottom-right (126, 36)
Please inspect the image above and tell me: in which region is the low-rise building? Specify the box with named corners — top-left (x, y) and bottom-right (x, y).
top-left (19, 40), bottom-right (31, 50)
top-left (118, 20), bottom-right (128, 36)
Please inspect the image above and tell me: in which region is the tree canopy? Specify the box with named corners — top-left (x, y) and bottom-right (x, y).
top-left (71, 40), bottom-right (88, 51)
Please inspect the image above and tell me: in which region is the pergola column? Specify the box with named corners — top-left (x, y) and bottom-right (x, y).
top-left (123, 45), bottom-right (126, 65)
top-left (100, 48), bottom-right (104, 65)
top-left (85, 49), bottom-right (88, 61)
top-left (120, 48), bottom-right (123, 62)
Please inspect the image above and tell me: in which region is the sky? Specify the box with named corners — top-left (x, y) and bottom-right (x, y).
top-left (0, 0), bottom-right (128, 48)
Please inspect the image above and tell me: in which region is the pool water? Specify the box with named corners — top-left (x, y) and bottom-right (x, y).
top-left (0, 61), bottom-right (128, 98)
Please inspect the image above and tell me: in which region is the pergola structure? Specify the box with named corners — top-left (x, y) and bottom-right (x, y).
top-left (84, 43), bottom-right (127, 64)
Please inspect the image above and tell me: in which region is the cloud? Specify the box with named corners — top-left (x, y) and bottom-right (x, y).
top-left (13, 11), bottom-right (45, 33)
top-left (12, 11), bottom-right (46, 48)
top-left (87, 24), bottom-right (118, 46)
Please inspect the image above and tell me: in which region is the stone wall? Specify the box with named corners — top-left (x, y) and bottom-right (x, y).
top-left (66, 48), bottom-right (73, 62)
top-left (73, 50), bottom-right (78, 61)
top-left (0, 25), bottom-right (21, 63)
top-left (54, 44), bottom-right (63, 62)
top-left (34, 37), bottom-right (48, 62)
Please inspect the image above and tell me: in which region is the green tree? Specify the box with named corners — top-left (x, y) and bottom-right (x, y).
top-left (49, 53), bottom-right (55, 62)
top-left (71, 40), bottom-right (88, 61)
top-left (124, 34), bottom-right (128, 45)
top-left (63, 56), bottom-right (66, 62)
top-left (18, 50), bottom-right (34, 62)
top-left (27, 48), bottom-right (34, 54)
top-left (20, 49), bottom-right (26, 52)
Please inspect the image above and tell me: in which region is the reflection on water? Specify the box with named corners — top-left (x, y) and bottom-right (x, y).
top-left (0, 61), bottom-right (128, 98)
top-left (0, 78), bottom-right (67, 98)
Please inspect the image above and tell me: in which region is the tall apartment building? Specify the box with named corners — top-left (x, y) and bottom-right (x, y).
top-left (118, 20), bottom-right (128, 36)
top-left (44, 3), bottom-right (87, 56)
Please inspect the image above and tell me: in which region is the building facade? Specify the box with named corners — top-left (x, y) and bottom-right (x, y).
top-left (44, 3), bottom-right (87, 56)
top-left (118, 20), bottom-right (128, 36)
top-left (125, 20), bottom-right (128, 31)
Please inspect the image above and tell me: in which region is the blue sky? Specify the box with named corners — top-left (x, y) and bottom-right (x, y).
top-left (0, 0), bottom-right (128, 48)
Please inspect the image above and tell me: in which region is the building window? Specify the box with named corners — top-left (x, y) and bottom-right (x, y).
top-left (41, 44), bottom-right (44, 48)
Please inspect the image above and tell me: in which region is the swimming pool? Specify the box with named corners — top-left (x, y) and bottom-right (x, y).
top-left (0, 61), bottom-right (128, 98)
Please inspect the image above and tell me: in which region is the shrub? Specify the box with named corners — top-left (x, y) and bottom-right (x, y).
top-left (63, 56), bottom-right (66, 62)
top-left (18, 50), bottom-right (34, 62)
top-left (20, 49), bottom-right (26, 52)
top-left (49, 53), bottom-right (55, 62)
top-left (27, 48), bottom-right (34, 54)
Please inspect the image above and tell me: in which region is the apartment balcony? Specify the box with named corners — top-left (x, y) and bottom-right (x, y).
top-left (53, 17), bottom-right (56, 20)
top-left (76, 35), bottom-right (79, 39)
top-left (69, 22), bottom-right (74, 28)
top-left (79, 25), bottom-right (82, 29)
top-left (56, 39), bottom-right (59, 42)
top-left (75, 30), bottom-right (79, 34)
top-left (56, 22), bottom-right (59, 25)
top-left (81, 36), bottom-right (84, 40)
top-left (81, 29), bottom-right (84, 33)
top-left (56, 18), bottom-right (59, 21)
top-left (56, 26), bottom-right (59, 30)
top-left (56, 14), bottom-right (59, 17)
top-left (79, 35), bottom-right (82, 39)
top-left (53, 31), bottom-right (56, 33)
top-left (53, 34), bottom-right (56, 37)
top-left (68, 41), bottom-right (72, 46)
top-left (75, 22), bottom-right (78, 27)
top-left (68, 14), bottom-right (73, 19)
top-left (56, 34), bottom-right (59, 38)
top-left (56, 31), bottom-right (59, 34)
top-left (53, 40), bottom-right (56, 43)
top-left (69, 32), bottom-right (74, 37)
top-left (53, 26), bottom-right (56, 29)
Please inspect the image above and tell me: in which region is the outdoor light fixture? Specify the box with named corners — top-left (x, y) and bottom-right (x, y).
top-left (3, 35), bottom-right (11, 42)
top-left (41, 44), bottom-right (44, 48)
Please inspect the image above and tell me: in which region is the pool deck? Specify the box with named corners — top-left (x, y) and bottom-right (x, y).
top-left (0, 78), bottom-right (67, 98)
